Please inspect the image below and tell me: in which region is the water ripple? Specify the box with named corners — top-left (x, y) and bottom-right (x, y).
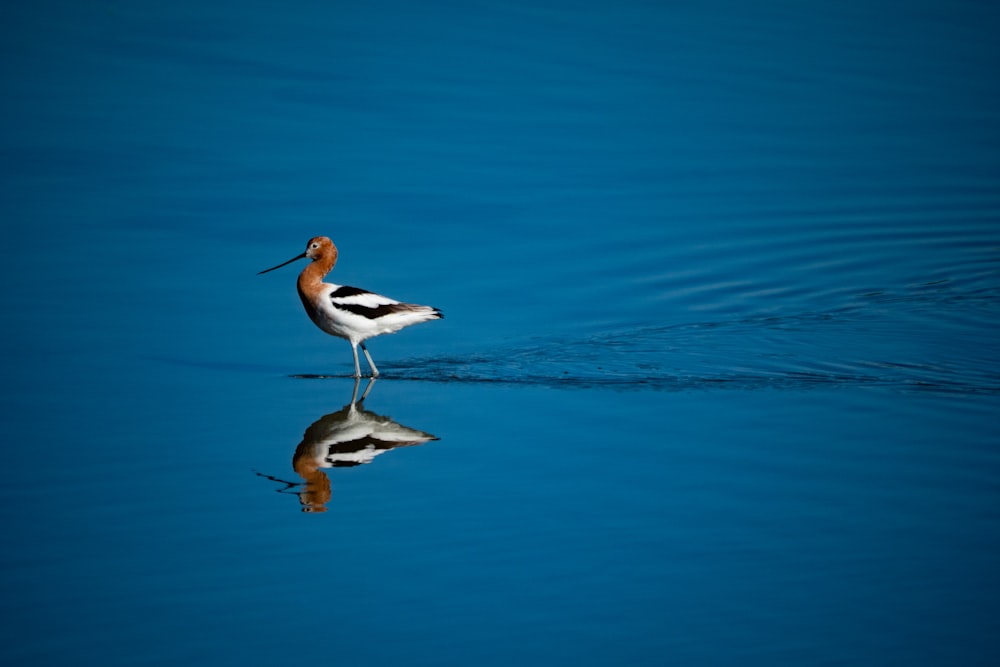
top-left (380, 295), bottom-right (1000, 395)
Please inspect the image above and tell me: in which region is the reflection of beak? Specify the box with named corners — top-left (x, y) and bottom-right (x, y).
top-left (258, 251), bottom-right (307, 275)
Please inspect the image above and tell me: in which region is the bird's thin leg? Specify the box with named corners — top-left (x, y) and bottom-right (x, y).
top-left (359, 377), bottom-right (376, 402)
top-left (349, 377), bottom-right (361, 404)
top-left (360, 342), bottom-right (379, 378)
top-left (350, 342), bottom-right (362, 378)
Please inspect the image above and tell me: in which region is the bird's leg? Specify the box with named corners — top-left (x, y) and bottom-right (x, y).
top-left (350, 342), bottom-right (362, 378)
top-left (360, 342), bottom-right (380, 378)
top-left (359, 377), bottom-right (376, 402)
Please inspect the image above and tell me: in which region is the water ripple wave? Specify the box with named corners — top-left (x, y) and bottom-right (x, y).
top-left (383, 285), bottom-right (1000, 394)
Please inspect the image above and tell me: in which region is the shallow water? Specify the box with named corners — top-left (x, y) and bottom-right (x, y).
top-left (2, 1), bottom-right (1000, 665)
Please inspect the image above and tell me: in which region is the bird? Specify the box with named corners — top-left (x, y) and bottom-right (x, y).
top-left (290, 379), bottom-right (438, 512)
top-left (259, 236), bottom-right (442, 378)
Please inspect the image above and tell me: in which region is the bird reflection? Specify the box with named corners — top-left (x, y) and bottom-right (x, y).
top-left (261, 379), bottom-right (437, 513)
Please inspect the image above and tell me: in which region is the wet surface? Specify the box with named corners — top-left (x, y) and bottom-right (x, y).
top-left (2, 1), bottom-right (999, 665)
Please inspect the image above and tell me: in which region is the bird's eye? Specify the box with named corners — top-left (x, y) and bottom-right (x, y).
top-left (311, 243), bottom-right (318, 248)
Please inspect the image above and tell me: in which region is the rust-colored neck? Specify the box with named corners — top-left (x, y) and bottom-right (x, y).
top-left (296, 246), bottom-right (338, 293)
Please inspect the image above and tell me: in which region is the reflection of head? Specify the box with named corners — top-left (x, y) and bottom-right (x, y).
top-left (298, 480), bottom-right (331, 513)
top-left (293, 450), bottom-right (332, 513)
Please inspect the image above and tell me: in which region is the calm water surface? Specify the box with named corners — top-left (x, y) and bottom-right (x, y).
top-left (2, 1), bottom-right (999, 665)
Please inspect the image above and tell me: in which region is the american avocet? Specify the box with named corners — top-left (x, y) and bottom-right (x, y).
top-left (257, 379), bottom-right (437, 512)
top-left (259, 236), bottom-right (442, 378)
top-left (294, 379), bottom-right (437, 511)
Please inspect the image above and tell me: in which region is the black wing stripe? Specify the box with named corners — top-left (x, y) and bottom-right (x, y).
top-left (333, 301), bottom-right (410, 320)
top-left (330, 285), bottom-right (370, 298)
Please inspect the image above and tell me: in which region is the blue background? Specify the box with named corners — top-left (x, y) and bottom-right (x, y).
top-left (2, 1), bottom-right (999, 665)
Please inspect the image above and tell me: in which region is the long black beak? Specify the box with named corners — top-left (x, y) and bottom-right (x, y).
top-left (258, 252), bottom-right (307, 275)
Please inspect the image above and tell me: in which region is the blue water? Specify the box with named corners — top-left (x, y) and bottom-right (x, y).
top-left (2, 1), bottom-right (1000, 665)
